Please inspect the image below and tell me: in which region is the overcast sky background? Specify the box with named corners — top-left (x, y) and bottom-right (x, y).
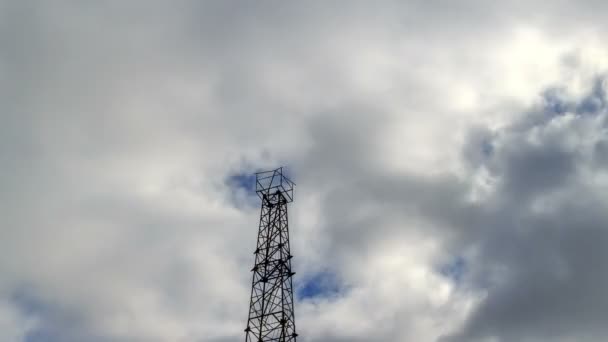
top-left (2, 1), bottom-right (608, 341)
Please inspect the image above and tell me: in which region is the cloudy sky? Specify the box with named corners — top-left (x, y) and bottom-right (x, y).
top-left (2, 1), bottom-right (608, 341)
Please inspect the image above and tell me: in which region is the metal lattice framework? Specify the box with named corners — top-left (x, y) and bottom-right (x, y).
top-left (245, 167), bottom-right (298, 342)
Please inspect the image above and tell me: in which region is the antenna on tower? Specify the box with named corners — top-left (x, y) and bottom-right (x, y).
top-left (244, 167), bottom-right (298, 342)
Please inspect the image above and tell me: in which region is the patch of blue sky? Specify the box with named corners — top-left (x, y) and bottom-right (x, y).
top-left (11, 290), bottom-right (60, 342)
top-left (296, 271), bottom-right (343, 300)
top-left (541, 78), bottom-right (607, 118)
top-left (576, 77), bottom-right (607, 114)
top-left (439, 256), bottom-right (467, 284)
top-left (225, 171), bottom-right (259, 209)
top-left (11, 288), bottom-right (48, 318)
top-left (542, 87), bottom-right (571, 116)
top-left (481, 138), bottom-right (494, 158)
top-left (228, 172), bottom-right (257, 195)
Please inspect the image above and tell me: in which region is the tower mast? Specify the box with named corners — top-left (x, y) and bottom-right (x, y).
top-left (245, 167), bottom-right (298, 342)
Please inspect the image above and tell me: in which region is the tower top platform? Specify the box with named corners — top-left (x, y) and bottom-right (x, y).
top-left (255, 167), bottom-right (294, 203)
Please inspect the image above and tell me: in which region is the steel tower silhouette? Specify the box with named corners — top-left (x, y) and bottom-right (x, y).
top-left (244, 167), bottom-right (298, 342)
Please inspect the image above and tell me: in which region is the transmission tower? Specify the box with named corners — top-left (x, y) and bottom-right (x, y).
top-left (244, 167), bottom-right (298, 342)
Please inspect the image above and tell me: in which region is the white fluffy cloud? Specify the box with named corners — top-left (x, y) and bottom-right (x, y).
top-left (1, 1), bottom-right (608, 341)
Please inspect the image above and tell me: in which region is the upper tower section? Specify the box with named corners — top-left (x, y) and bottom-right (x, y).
top-left (255, 167), bottom-right (295, 203)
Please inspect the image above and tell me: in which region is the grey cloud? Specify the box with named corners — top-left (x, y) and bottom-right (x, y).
top-left (443, 79), bottom-right (608, 342)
